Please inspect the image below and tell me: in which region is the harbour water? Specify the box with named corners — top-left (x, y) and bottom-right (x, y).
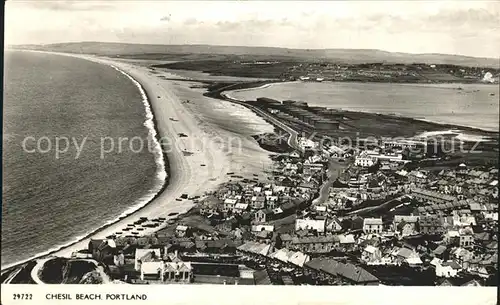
top-left (227, 81), bottom-right (500, 132)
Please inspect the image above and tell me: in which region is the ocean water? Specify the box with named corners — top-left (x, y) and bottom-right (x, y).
top-left (2, 51), bottom-right (162, 268)
top-left (228, 82), bottom-right (500, 132)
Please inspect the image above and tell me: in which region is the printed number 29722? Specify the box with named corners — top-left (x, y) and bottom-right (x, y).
top-left (13, 294), bottom-right (33, 300)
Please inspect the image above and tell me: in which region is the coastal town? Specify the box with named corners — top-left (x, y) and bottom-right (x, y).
top-left (5, 92), bottom-right (497, 286)
top-left (164, 60), bottom-right (500, 84)
top-left (85, 132), bottom-right (499, 286)
top-left (3, 7), bottom-right (500, 305)
top-left (77, 132), bottom-right (498, 286)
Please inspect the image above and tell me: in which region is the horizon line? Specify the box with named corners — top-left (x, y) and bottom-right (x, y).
top-left (7, 40), bottom-right (500, 61)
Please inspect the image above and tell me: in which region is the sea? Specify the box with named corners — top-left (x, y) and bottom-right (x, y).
top-left (2, 51), bottom-right (163, 268)
top-left (228, 81), bottom-right (500, 132)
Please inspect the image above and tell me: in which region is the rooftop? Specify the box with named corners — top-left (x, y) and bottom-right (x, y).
top-left (305, 258), bottom-right (379, 283)
top-left (363, 218), bottom-right (383, 225)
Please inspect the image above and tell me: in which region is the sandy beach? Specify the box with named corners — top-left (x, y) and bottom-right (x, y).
top-left (2, 52), bottom-right (273, 270)
top-left (49, 54), bottom-right (232, 257)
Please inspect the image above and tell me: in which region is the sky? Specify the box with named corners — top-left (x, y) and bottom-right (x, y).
top-left (4, 1), bottom-right (500, 58)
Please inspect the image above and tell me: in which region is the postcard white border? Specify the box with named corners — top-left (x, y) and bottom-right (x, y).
top-left (1, 285), bottom-right (498, 305)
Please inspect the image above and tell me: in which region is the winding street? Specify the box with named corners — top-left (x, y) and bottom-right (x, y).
top-left (347, 194), bottom-right (409, 215)
top-left (30, 258), bottom-right (52, 284)
top-left (313, 160), bottom-right (349, 205)
top-left (30, 257), bottom-right (111, 284)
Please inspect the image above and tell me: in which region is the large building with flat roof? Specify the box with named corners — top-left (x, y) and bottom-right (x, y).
top-left (382, 139), bottom-right (427, 152)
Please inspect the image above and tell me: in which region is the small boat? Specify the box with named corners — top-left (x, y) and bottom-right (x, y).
top-left (490, 93), bottom-right (495, 96)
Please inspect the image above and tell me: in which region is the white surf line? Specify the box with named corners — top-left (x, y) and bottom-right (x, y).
top-left (1, 54), bottom-right (168, 272)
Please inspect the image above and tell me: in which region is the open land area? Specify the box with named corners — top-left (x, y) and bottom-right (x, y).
top-left (3, 43), bottom-right (499, 289)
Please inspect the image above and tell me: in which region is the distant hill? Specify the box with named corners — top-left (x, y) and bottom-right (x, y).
top-left (10, 41), bottom-right (500, 68)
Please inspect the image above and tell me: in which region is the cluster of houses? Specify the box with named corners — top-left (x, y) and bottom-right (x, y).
top-left (195, 148), bottom-right (332, 238)
top-left (72, 134), bottom-right (497, 286)
top-left (236, 241), bottom-right (380, 285)
top-left (282, 62), bottom-right (497, 83)
top-left (311, 158), bottom-right (497, 285)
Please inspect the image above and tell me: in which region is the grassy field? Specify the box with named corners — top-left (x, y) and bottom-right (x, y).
top-left (419, 71), bottom-right (466, 82)
top-left (155, 59), bottom-right (498, 83)
top-left (16, 42), bottom-right (500, 67)
top-left (155, 60), bottom-right (293, 79)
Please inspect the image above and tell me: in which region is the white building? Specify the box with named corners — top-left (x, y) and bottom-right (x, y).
top-left (355, 156), bottom-right (376, 167)
top-left (295, 219), bottom-right (326, 233)
top-left (376, 153), bottom-right (403, 162)
top-left (140, 261), bottom-right (164, 281)
top-left (135, 249), bottom-right (162, 271)
top-left (382, 139), bottom-right (427, 153)
top-left (298, 137), bottom-right (318, 150)
top-left (363, 218), bottom-right (383, 234)
top-left (233, 203), bottom-right (249, 214)
top-left (433, 259), bottom-right (462, 278)
top-left (252, 225), bottom-right (275, 232)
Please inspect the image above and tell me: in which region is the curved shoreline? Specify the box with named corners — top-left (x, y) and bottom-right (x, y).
top-left (1, 53), bottom-right (170, 271)
top-left (224, 81), bottom-right (499, 135)
top-left (3, 51), bottom-right (235, 274)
